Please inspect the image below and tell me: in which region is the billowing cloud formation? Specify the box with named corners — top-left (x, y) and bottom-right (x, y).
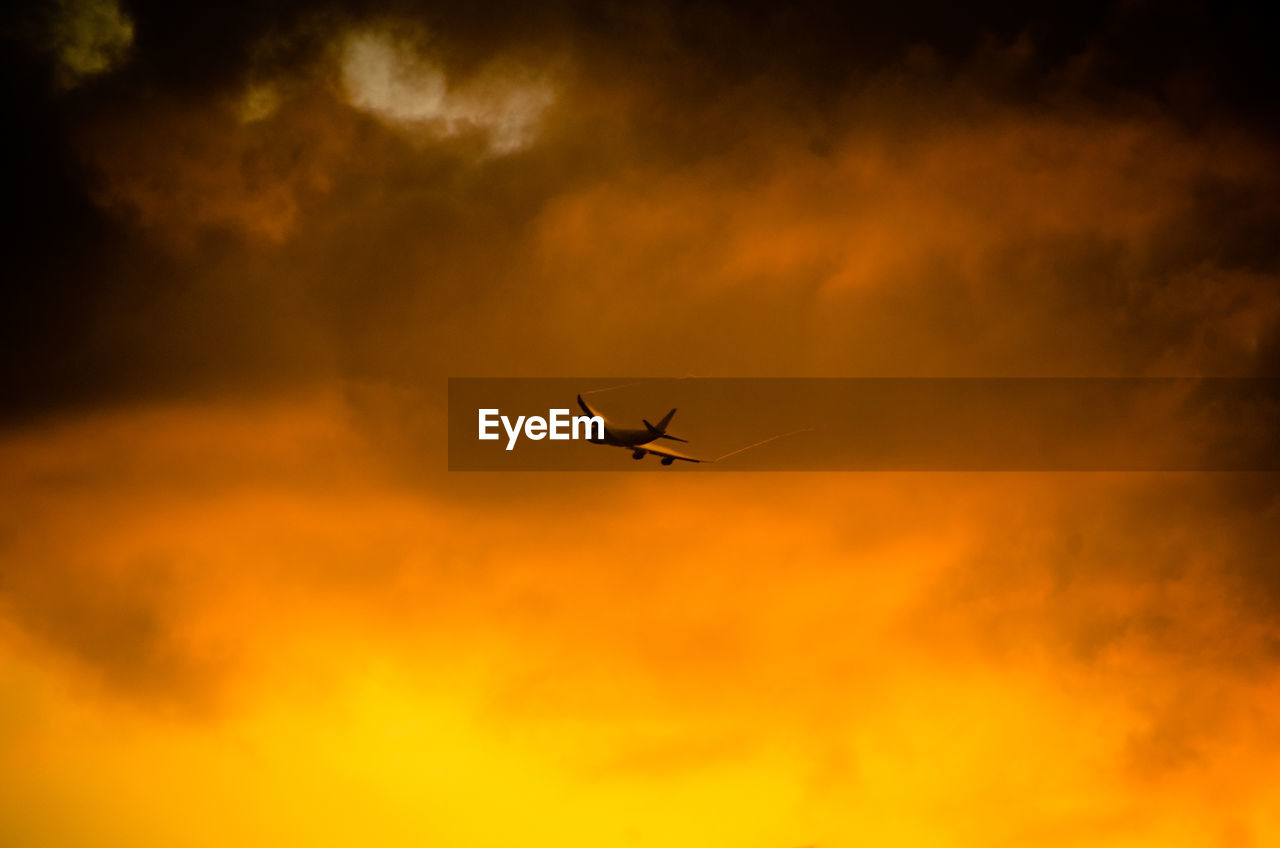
top-left (1, 395), bottom-right (1278, 845)
top-left (68, 21), bottom-right (557, 245)
top-left (236, 82), bottom-right (281, 124)
top-left (341, 27), bottom-right (555, 153)
top-left (79, 90), bottom-right (355, 242)
top-left (1, 1), bottom-right (1279, 845)
top-left (49, 0), bottom-right (133, 85)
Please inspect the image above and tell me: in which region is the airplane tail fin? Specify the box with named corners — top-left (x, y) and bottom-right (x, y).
top-left (644, 408), bottom-right (682, 440)
top-left (644, 409), bottom-right (678, 436)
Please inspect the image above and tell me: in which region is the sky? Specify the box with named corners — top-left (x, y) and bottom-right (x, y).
top-left (1, 1), bottom-right (1279, 846)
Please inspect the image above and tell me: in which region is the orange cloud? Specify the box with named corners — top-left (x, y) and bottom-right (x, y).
top-left (2, 391), bottom-right (1278, 845)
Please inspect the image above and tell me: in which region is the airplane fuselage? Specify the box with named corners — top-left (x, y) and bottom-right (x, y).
top-left (590, 426), bottom-right (659, 448)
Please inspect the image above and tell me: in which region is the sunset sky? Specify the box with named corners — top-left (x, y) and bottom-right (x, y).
top-left (2, 1), bottom-right (1279, 846)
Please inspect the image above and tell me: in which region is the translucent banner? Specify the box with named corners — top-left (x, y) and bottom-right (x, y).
top-left (447, 378), bottom-right (1280, 471)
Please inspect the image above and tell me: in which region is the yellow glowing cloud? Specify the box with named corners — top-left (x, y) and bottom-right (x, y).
top-left (2, 392), bottom-right (1279, 846)
top-left (236, 82), bottom-right (282, 124)
top-left (51, 0), bottom-right (134, 85)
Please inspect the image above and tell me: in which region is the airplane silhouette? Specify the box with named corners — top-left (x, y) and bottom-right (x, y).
top-left (576, 394), bottom-right (705, 464)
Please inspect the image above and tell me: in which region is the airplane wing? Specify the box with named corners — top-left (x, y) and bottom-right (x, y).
top-left (639, 443), bottom-right (709, 463)
top-left (576, 394), bottom-right (601, 418)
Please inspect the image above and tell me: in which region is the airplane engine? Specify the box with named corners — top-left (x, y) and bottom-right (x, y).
top-left (661, 456), bottom-right (675, 466)
top-left (632, 450), bottom-right (646, 460)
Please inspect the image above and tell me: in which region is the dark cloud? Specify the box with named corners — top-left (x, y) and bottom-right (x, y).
top-left (2, 1), bottom-right (1278, 424)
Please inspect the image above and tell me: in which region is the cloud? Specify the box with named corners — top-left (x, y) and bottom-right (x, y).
top-left (2, 5), bottom-right (1279, 843)
top-left (340, 27), bottom-right (555, 154)
top-left (49, 0), bottom-right (133, 86)
top-left (26, 21), bottom-right (1275, 419)
top-left (235, 82), bottom-right (281, 124)
top-left (1, 394), bottom-right (1278, 845)
top-left (77, 86), bottom-right (358, 244)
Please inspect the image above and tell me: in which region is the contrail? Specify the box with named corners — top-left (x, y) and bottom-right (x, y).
top-left (714, 428), bottom-right (815, 462)
top-left (580, 380), bottom-right (652, 396)
top-left (580, 375), bottom-right (704, 396)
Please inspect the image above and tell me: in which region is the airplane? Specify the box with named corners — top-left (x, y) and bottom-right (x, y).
top-left (576, 394), bottom-right (706, 465)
